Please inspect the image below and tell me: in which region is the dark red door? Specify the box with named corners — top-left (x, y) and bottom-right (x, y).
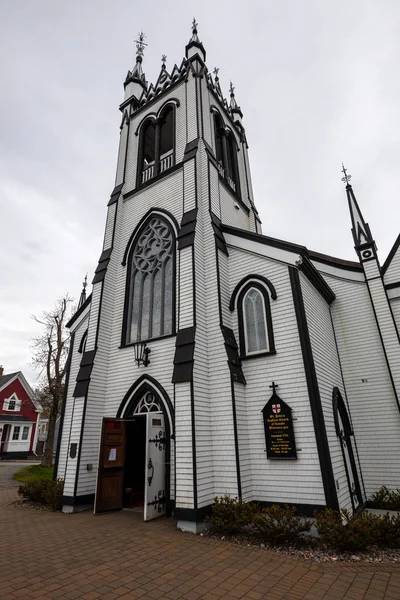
top-left (95, 418), bottom-right (126, 513)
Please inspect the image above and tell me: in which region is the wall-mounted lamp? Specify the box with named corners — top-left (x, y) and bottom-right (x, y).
top-left (134, 342), bottom-right (151, 367)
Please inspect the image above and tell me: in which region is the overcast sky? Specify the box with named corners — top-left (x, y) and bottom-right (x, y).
top-left (1, 1), bottom-right (399, 386)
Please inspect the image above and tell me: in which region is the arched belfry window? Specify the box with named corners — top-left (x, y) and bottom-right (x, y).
top-left (124, 216), bottom-right (175, 344)
top-left (213, 111), bottom-right (240, 196)
top-left (230, 276), bottom-right (277, 358)
top-left (138, 105), bottom-right (175, 186)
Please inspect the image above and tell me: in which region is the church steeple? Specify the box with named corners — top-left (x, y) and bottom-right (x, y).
top-left (185, 18), bottom-right (206, 61)
top-left (124, 32), bottom-right (148, 102)
top-left (343, 164), bottom-right (375, 251)
top-left (229, 81), bottom-right (243, 122)
top-left (78, 274), bottom-right (88, 309)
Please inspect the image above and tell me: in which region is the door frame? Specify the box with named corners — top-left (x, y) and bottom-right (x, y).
top-left (332, 387), bottom-right (363, 511)
top-left (116, 376), bottom-right (174, 515)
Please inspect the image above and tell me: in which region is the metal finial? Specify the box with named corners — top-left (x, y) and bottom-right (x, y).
top-left (161, 54), bottom-right (167, 65)
top-left (82, 274), bottom-right (87, 290)
top-left (192, 17), bottom-right (198, 32)
top-left (134, 32), bottom-right (148, 58)
top-left (229, 81), bottom-right (235, 96)
top-left (213, 67), bottom-right (219, 79)
top-left (341, 162), bottom-right (352, 185)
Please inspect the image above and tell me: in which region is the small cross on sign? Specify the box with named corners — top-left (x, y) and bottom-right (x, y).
top-left (269, 381), bottom-right (278, 395)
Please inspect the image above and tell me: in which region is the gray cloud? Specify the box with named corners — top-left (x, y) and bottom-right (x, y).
top-left (1, 0), bottom-right (399, 384)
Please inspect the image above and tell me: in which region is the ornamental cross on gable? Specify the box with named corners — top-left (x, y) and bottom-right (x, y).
top-left (269, 381), bottom-right (278, 395)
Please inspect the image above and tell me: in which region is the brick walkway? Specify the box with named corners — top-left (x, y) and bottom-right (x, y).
top-left (0, 489), bottom-right (399, 599)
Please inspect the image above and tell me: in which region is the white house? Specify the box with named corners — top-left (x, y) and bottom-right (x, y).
top-left (55, 24), bottom-right (400, 531)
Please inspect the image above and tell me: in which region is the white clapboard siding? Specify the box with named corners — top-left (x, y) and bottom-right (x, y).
top-left (103, 203), bottom-right (116, 251)
top-left (62, 398), bottom-right (84, 496)
top-left (390, 298), bottom-right (400, 331)
top-left (220, 183), bottom-right (250, 230)
top-left (85, 283), bottom-right (102, 351)
top-left (201, 78), bottom-right (212, 148)
top-left (57, 318), bottom-right (89, 483)
top-left (179, 247), bottom-right (194, 329)
top-left (209, 162), bottom-right (220, 218)
top-left (300, 274), bottom-right (357, 511)
top-left (227, 246), bottom-right (325, 505)
top-left (183, 160), bottom-right (196, 213)
top-left (115, 118), bottom-right (129, 186)
top-left (186, 74), bottom-right (198, 143)
top-left (233, 381), bottom-right (252, 500)
top-left (384, 241), bottom-right (400, 286)
top-left (366, 277), bottom-right (400, 393)
top-left (323, 272), bottom-right (400, 494)
top-left (175, 382), bottom-right (194, 508)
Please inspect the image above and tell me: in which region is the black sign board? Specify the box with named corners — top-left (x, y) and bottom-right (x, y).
top-left (262, 394), bottom-right (297, 459)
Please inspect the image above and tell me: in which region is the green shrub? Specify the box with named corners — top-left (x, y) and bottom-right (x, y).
top-left (374, 513), bottom-right (400, 548)
top-left (18, 479), bottom-right (64, 511)
top-left (315, 508), bottom-right (381, 552)
top-left (369, 486), bottom-right (400, 511)
top-left (252, 504), bottom-right (311, 545)
top-left (205, 496), bottom-right (256, 535)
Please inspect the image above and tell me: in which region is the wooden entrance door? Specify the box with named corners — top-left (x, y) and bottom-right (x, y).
top-left (95, 418), bottom-right (126, 513)
top-left (144, 413), bottom-right (166, 521)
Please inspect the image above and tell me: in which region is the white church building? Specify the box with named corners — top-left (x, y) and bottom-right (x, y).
top-left (55, 24), bottom-right (400, 531)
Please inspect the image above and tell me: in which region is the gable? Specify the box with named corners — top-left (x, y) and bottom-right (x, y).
top-left (383, 234), bottom-right (400, 286)
top-left (0, 376), bottom-right (37, 418)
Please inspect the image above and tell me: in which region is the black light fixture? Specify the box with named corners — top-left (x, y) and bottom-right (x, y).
top-left (134, 342), bottom-right (151, 367)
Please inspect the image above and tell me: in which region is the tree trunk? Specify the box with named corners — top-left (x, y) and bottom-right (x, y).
top-left (41, 397), bottom-right (58, 467)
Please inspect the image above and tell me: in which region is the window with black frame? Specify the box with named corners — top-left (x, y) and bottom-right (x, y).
top-left (124, 216), bottom-right (175, 344)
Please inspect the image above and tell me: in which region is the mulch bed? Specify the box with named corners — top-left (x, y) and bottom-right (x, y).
top-left (201, 530), bottom-right (400, 564)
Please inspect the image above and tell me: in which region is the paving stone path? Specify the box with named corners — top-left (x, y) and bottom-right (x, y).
top-left (0, 487), bottom-right (399, 599)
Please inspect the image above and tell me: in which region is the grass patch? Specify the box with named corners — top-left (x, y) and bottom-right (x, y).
top-left (13, 464), bottom-right (54, 483)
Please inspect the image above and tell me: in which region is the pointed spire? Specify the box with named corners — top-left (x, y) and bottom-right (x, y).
top-left (124, 31), bottom-right (148, 101)
top-left (131, 32), bottom-right (147, 81)
top-left (229, 80), bottom-right (243, 121)
top-left (78, 274), bottom-right (88, 309)
top-left (185, 18), bottom-right (206, 61)
top-left (343, 164), bottom-right (375, 249)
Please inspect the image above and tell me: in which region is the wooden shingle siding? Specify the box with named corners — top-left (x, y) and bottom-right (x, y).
top-left (390, 298), bottom-right (400, 331)
top-left (85, 284), bottom-right (102, 351)
top-left (324, 272), bottom-right (400, 494)
top-left (220, 184), bottom-right (249, 229)
top-left (186, 76), bottom-right (198, 143)
top-left (209, 163), bottom-right (220, 218)
top-left (175, 382), bottom-right (194, 508)
top-left (183, 160), bottom-right (196, 213)
top-left (300, 274), bottom-right (355, 511)
top-left (200, 78), bottom-right (212, 147)
top-left (227, 247), bottom-right (325, 505)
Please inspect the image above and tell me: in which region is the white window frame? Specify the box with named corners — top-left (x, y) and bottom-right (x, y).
top-left (3, 393), bottom-right (21, 412)
top-left (12, 425), bottom-right (21, 441)
top-left (22, 426), bottom-right (30, 441)
top-left (243, 287), bottom-right (269, 356)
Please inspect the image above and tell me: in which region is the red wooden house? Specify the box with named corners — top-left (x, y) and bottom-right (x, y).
top-left (0, 369), bottom-right (40, 459)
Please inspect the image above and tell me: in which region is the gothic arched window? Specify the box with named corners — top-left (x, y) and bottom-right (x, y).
top-left (230, 278), bottom-right (277, 358)
top-left (124, 216), bottom-right (175, 344)
top-left (138, 105), bottom-right (175, 186)
top-left (212, 110), bottom-right (240, 196)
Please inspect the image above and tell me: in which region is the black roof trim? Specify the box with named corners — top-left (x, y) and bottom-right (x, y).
top-left (382, 233), bottom-right (400, 275)
top-left (308, 250), bottom-right (362, 272)
top-left (66, 293), bottom-right (92, 329)
top-left (222, 224), bottom-right (307, 255)
top-left (298, 255), bottom-right (336, 305)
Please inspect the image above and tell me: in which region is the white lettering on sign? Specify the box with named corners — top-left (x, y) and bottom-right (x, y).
top-left (108, 448), bottom-right (117, 461)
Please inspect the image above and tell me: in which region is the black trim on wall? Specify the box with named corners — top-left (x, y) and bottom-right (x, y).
top-left (177, 209), bottom-right (197, 249)
top-left (289, 266), bottom-right (339, 510)
top-left (229, 274), bottom-right (277, 311)
top-left (62, 493), bottom-right (95, 508)
top-left (183, 138), bottom-right (199, 162)
top-left (297, 255), bottom-right (336, 305)
top-left (72, 350), bottom-right (96, 398)
top-left (66, 294), bottom-right (92, 329)
top-left (92, 248), bottom-right (112, 285)
top-left (382, 233), bottom-right (400, 274)
top-left (172, 326), bottom-right (196, 383)
top-left (173, 504), bottom-right (212, 523)
top-left (230, 378), bottom-right (242, 499)
top-left (190, 379), bottom-right (198, 511)
top-left (107, 183), bottom-right (124, 207)
top-left (210, 213), bottom-right (229, 256)
top-left (53, 332), bottom-right (75, 479)
top-left (221, 326), bottom-right (246, 384)
top-left (116, 374), bottom-right (175, 424)
top-left (234, 281), bottom-right (276, 359)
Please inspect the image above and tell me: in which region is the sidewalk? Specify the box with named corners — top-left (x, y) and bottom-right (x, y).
top-left (0, 488), bottom-right (399, 599)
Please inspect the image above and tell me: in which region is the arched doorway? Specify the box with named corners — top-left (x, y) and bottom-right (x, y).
top-left (332, 387), bottom-right (363, 511)
top-left (95, 378), bottom-right (174, 521)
